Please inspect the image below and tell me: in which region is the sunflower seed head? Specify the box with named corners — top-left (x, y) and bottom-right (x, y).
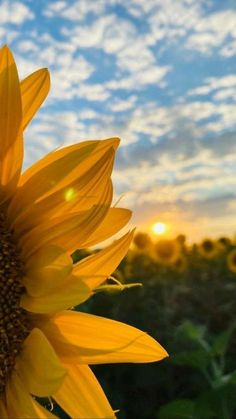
top-left (0, 212), bottom-right (31, 395)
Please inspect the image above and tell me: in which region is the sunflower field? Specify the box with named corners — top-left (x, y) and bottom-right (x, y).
top-left (60, 233), bottom-right (236, 419)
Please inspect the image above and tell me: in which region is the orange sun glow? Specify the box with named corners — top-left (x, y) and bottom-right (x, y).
top-left (151, 222), bottom-right (167, 235)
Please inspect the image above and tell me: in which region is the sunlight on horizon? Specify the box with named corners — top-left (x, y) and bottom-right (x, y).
top-left (151, 222), bottom-right (167, 236)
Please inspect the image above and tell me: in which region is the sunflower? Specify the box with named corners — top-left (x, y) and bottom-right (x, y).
top-left (0, 46), bottom-right (167, 418)
top-left (153, 239), bottom-right (181, 265)
top-left (172, 255), bottom-right (187, 273)
top-left (176, 234), bottom-right (186, 248)
top-left (227, 249), bottom-right (236, 274)
top-left (198, 238), bottom-right (220, 259)
top-left (217, 236), bottom-right (231, 250)
top-left (133, 232), bottom-right (152, 251)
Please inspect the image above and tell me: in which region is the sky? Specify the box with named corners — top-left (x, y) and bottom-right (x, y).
top-left (1, 0), bottom-right (236, 242)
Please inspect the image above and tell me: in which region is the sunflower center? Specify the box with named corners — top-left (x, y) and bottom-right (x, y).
top-left (0, 212), bottom-right (31, 395)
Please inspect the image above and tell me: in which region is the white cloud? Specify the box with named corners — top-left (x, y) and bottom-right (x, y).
top-left (188, 75), bottom-right (236, 97)
top-left (113, 139), bottom-right (236, 219)
top-left (213, 88), bottom-right (236, 102)
top-left (221, 39), bottom-right (236, 58)
top-left (75, 83), bottom-right (110, 101)
top-left (79, 109), bottom-right (100, 119)
top-left (178, 101), bottom-right (217, 121)
top-left (111, 98), bottom-right (236, 146)
top-left (24, 110), bottom-right (122, 167)
top-left (110, 96), bottom-right (137, 112)
top-left (0, 1), bottom-right (34, 24)
top-left (51, 54), bottom-right (95, 99)
top-left (61, 12), bottom-right (171, 90)
top-left (147, 0), bottom-right (203, 44)
top-left (40, 0), bottom-right (236, 78)
top-left (61, 15), bottom-right (115, 48)
top-left (107, 65), bottom-right (170, 91)
top-left (0, 27), bottom-right (7, 40)
top-left (23, 111), bottom-right (86, 168)
top-left (15, 38), bottom-right (96, 101)
top-left (17, 39), bottom-right (39, 53)
top-left (114, 164), bottom-right (236, 208)
top-left (44, 0), bottom-right (106, 20)
top-left (187, 10), bottom-right (236, 56)
top-left (44, 1), bottom-right (67, 16)
top-left (125, 1), bottom-right (236, 58)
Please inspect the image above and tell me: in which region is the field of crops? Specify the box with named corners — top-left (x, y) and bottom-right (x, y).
top-left (49, 233), bottom-right (236, 419)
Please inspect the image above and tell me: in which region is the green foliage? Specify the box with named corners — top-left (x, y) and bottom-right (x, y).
top-left (163, 318), bottom-right (236, 419)
top-left (172, 349), bottom-right (211, 370)
top-left (82, 238), bottom-right (236, 419)
top-left (175, 320), bottom-right (206, 342)
top-left (211, 323), bottom-right (236, 357)
top-left (49, 237), bottom-right (236, 418)
top-left (158, 399), bottom-right (195, 419)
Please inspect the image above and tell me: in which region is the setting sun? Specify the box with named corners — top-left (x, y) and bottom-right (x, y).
top-left (152, 222), bottom-right (167, 235)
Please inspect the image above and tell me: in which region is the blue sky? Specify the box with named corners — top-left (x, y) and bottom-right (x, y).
top-left (1, 0), bottom-right (236, 241)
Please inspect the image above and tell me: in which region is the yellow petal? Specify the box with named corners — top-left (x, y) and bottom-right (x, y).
top-left (8, 141), bottom-right (97, 219)
top-left (0, 132), bottom-right (23, 201)
top-left (8, 137), bottom-right (119, 221)
top-left (31, 400), bottom-right (58, 418)
top-left (0, 401), bottom-right (8, 418)
top-left (0, 45), bottom-right (23, 202)
top-left (23, 244), bottom-right (73, 297)
top-left (0, 45), bottom-right (22, 151)
top-left (21, 137), bottom-right (119, 187)
top-left (37, 311), bottom-right (168, 364)
top-left (54, 364), bottom-right (115, 419)
top-left (74, 230), bottom-right (134, 290)
top-left (21, 68), bottom-right (50, 130)
top-left (21, 274), bottom-right (90, 313)
top-left (12, 147), bottom-right (115, 236)
top-left (16, 328), bottom-right (66, 397)
top-left (6, 371), bottom-right (58, 418)
top-left (81, 207), bottom-right (132, 248)
top-left (20, 183), bottom-right (112, 257)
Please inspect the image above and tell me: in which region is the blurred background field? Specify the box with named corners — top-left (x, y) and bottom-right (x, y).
top-left (48, 232), bottom-right (236, 419)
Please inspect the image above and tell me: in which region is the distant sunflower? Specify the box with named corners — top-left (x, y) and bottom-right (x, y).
top-left (172, 255), bottom-right (187, 273)
top-left (227, 249), bottom-right (236, 273)
top-left (133, 232), bottom-right (152, 250)
top-left (153, 239), bottom-right (181, 265)
top-left (176, 234), bottom-right (186, 248)
top-left (0, 46), bottom-right (167, 418)
top-left (198, 238), bottom-right (220, 259)
top-left (218, 236), bottom-right (231, 249)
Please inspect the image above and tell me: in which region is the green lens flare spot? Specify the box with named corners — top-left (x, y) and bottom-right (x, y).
top-left (64, 187), bottom-right (77, 202)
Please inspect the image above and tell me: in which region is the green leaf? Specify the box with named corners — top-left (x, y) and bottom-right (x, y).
top-left (213, 370), bottom-right (236, 388)
top-left (211, 322), bottom-right (236, 356)
top-left (175, 320), bottom-right (206, 342)
top-left (227, 370), bottom-right (236, 386)
top-left (158, 399), bottom-right (195, 419)
top-left (193, 395), bottom-right (216, 419)
top-left (194, 384), bottom-right (236, 419)
top-left (171, 349), bottom-right (211, 370)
